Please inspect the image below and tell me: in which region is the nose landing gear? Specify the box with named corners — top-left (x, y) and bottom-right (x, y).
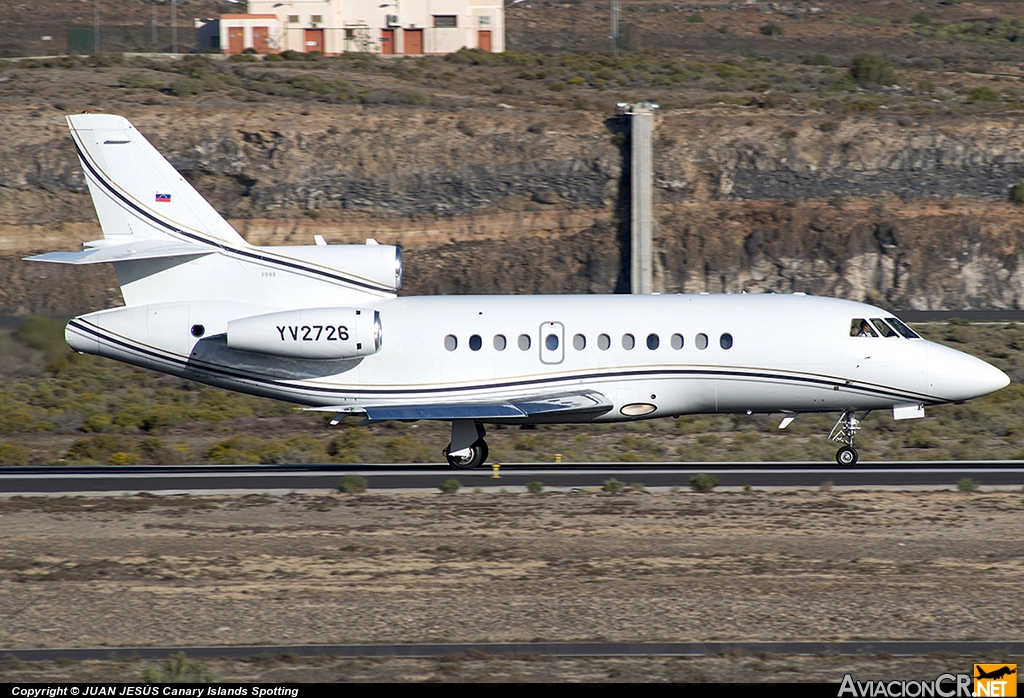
top-left (829, 411), bottom-right (868, 466)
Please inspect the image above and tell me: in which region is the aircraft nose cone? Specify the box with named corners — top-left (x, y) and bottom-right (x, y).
top-left (927, 343), bottom-right (1010, 401)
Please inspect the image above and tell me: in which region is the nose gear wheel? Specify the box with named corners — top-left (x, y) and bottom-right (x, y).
top-left (829, 411), bottom-right (868, 466)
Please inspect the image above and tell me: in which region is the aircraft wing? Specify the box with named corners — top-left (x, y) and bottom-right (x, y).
top-left (307, 389), bottom-right (613, 423)
top-left (24, 239), bottom-right (214, 265)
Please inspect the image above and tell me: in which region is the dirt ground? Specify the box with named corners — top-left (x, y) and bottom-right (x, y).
top-left (0, 488), bottom-right (1021, 682)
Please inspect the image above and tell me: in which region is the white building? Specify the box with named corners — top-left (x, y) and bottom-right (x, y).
top-left (201, 0), bottom-right (504, 56)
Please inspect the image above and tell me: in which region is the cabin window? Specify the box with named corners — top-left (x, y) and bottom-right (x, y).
top-left (493, 334), bottom-right (506, 351)
top-left (850, 319), bottom-right (877, 337)
top-left (622, 333), bottom-right (635, 350)
top-left (545, 334), bottom-right (559, 351)
top-left (670, 333), bottom-right (684, 350)
top-left (469, 334), bottom-right (482, 351)
top-left (720, 333), bottom-right (733, 349)
top-left (573, 334), bottom-right (586, 350)
top-left (597, 333), bottom-right (611, 350)
top-left (886, 317), bottom-right (921, 339)
top-left (518, 334), bottom-right (531, 351)
top-left (695, 333), bottom-right (708, 350)
top-left (444, 334), bottom-right (457, 351)
top-left (646, 333), bottom-right (660, 350)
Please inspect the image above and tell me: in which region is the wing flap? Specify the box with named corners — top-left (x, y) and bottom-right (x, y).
top-left (306, 389), bottom-right (613, 423)
top-left (25, 240), bottom-right (214, 265)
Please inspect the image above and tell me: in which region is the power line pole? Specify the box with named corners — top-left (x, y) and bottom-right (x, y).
top-left (610, 0), bottom-right (620, 54)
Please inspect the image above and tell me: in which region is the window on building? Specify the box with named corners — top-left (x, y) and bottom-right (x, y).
top-left (311, 14), bottom-right (322, 24)
top-left (479, 16), bottom-right (492, 25)
top-left (434, 15), bottom-right (458, 28)
top-left (288, 15), bottom-right (299, 23)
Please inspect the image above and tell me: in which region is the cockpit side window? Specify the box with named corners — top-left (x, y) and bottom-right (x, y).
top-left (886, 317), bottom-right (921, 339)
top-left (871, 318), bottom-right (898, 338)
top-left (850, 318), bottom-right (877, 337)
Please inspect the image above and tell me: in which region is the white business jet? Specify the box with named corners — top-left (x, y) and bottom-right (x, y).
top-left (28, 114), bottom-right (1010, 468)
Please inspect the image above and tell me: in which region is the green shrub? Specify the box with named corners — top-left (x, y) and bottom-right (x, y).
top-left (141, 652), bottom-right (215, 683)
top-left (170, 78), bottom-right (207, 97)
top-left (956, 477), bottom-right (978, 493)
top-left (526, 481), bottom-right (544, 493)
top-left (549, 82), bottom-right (567, 92)
top-left (967, 86), bottom-right (999, 103)
top-left (629, 482), bottom-right (646, 492)
top-left (849, 54), bottom-right (899, 86)
top-left (439, 478), bottom-right (461, 494)
top-left (228, 53), bottom-right (258, 63)
top-left (1010, 183), bottom-right (1024, 205)
top-left (602, 478), bottom-right (624, 493)
top-left (689, 473), bottom-right (719, 492)
top-left (911, 12), bottom-right (931, 26)
top-left (760, 23), bottom-right (784, 37)
top-left (263, 52), bottom-right (284, 62)
top-left (338, 474), bottom-right (368, 494)
top-left (687, 13), bottom-right (703, 23)
top-left (0, 443), bottom-right (29, 466)
top-left (119, 72), bottom-right (160, 89)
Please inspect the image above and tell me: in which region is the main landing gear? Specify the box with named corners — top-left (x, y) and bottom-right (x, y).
top-left (829, 411), bottom-right (868, 466)
top-left (443, 439), bottom-right (489, 469)
top-left (444, 420), bottom-right (489, 469)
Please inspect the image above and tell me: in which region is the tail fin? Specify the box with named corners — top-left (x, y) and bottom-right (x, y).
top-left (67, 113), bottom-right (249, 248)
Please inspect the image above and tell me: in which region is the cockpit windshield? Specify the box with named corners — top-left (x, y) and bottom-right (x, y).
top-left (850, 316), bottom-right (921, 339)
top-left (871, 318), bottom-right (898, 338)
top-left (885, 317), bottom-right (921, 339)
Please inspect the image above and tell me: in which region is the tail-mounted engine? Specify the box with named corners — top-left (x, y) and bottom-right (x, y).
top-left (227, 307), bottom-right (382, 359)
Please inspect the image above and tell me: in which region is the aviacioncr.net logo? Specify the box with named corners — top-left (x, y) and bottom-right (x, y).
top-left (838, 673), bottom-right (973, 697)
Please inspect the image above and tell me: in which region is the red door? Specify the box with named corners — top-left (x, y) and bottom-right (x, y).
top-left (253, 26), bottom-right (269, 53)
top-left (478, 30), bottom-right (492, 52)
top-left (380, 28), bottom-right (394, 54)
top-left (303, 28), bottom-right (323, 53)
top-left (227, 27), bottom-right (243, 54)
top-left (404, 28), bottom-right (423, 54)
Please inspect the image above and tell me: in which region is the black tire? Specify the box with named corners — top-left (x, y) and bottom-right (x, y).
top-left (836, 446), bottom-right (858, 466)
top-left (444, 439), bottom-right (488, 470)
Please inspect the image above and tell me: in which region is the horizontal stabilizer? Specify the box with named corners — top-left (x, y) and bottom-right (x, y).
top-left (307, 390), bottom-right (613, 423)
top-left (24, 239), bottom-right (214, 265)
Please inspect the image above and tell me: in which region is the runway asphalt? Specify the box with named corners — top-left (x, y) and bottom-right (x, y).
top-left (1, 461), bottom-right (1023, 494)
top-left (2, 640), bottom-right (1022, 662)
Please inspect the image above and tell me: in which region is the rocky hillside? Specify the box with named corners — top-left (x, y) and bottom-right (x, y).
top-left (4, 98), bottom-right (1024, 314)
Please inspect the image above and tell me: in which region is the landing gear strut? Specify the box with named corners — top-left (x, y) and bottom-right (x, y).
top-left (443, 439), bottom-right (489, 469)
top-left (829, 411), bottom-right (868, 466)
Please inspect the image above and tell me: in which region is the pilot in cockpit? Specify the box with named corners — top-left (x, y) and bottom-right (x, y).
top-left (852, 319), bottom-right (877, 337)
